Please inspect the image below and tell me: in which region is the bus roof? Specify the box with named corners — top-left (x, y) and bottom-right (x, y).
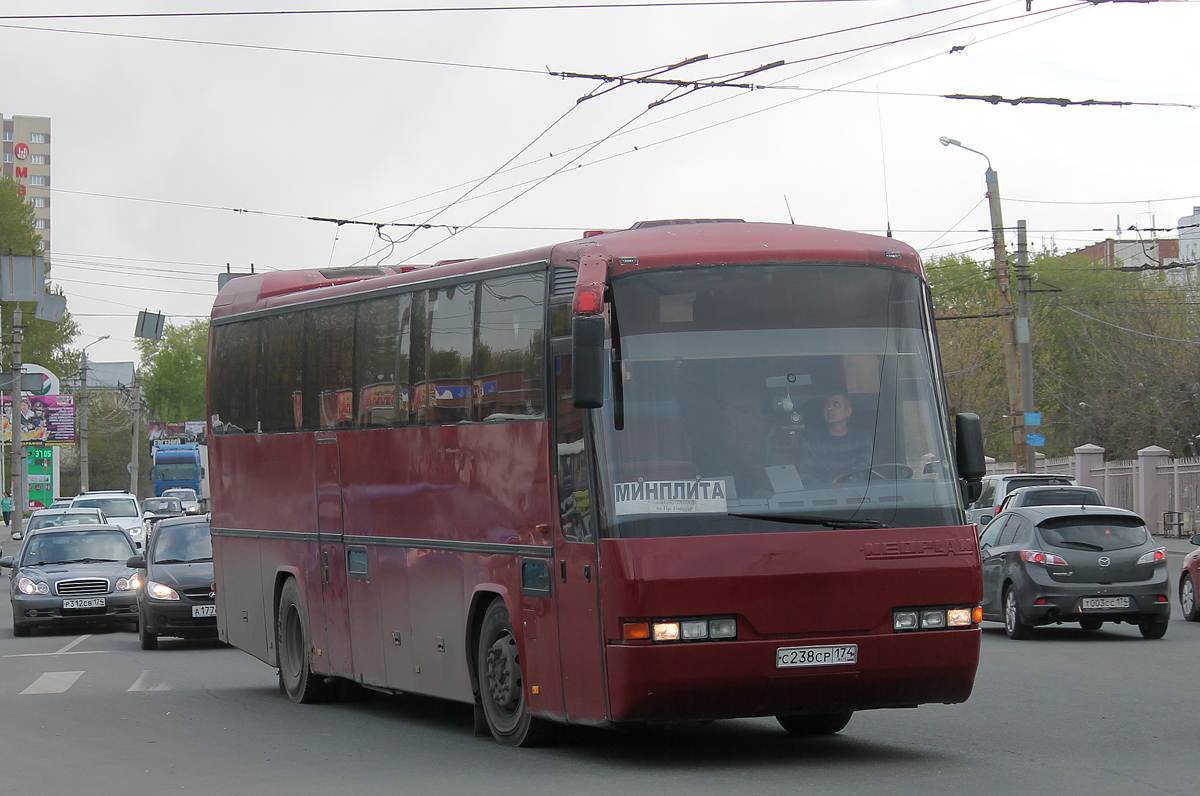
top-left (210, 221), bottom-right (923, 319)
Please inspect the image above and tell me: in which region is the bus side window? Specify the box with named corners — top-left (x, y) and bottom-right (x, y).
top-left (475, 272), bottom-right (546, 421)
top-left (429, 283), bottom-right (475, 424)
top-left (210, 320), bottom-right (259, 435)
top-left (305, 304), bottom-right (356, 430)
top-left (555, 346), bottom-right (594, 543)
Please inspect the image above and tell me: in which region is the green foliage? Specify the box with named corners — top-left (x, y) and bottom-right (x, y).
top-left (930, 248), bottom-right (1200, 461)
top-left (135, 319), bottom-right (209, 421)
top-left (0, 175), bottom-right (80, 377)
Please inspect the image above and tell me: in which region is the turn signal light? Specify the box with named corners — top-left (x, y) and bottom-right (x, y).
top-left (622, 622), bottom-right (650, 640)
top-left (894, 605), bottom-right (980, 632)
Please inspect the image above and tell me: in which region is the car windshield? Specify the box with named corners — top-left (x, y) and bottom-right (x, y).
top-left (1037, 515), bottom-right (1148, 551)
top-left (1020, 489), bottom-right (1102, 507)
top-left (28, 513), bottom-right (101, 530)
top-left (143, 499), bottom-right (182, 513)
top-left (593, 264), bottom-right (960, 538)
top-left (22, 529), bottom-right (135, 565)
top-left (1002, 477), bottom-right (1072, 495)
top-left (163, 489), bottom-right (197, 502)
top-left (74, 497), bottom-right (139, 517)
top-left (151, 523), bottom-right (213, 564)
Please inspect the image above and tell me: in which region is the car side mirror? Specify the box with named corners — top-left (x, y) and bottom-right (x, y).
top-left (1190, 533), bottom-right (1200, 547)
top-left (0, 555), bottom-right (14, 569)
top-left (979, 514), bottom-right (991, 526)
top-left (126, 555), bottom-right (147, 569)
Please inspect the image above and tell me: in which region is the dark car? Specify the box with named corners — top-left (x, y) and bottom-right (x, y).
top-left (141, 497), bottom-right (184, 529)
top-left (127, 515), bottom-right (215, 649)
top-left (0, 523), bottom-right (140, 636)
top-left (979, 505), bottom-right (1170, 639)
top-left (995, 485), bottom-right (1104, 516)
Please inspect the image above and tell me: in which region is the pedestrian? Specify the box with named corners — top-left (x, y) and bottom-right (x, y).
top-left (2, 492), bottom-right (12, 527)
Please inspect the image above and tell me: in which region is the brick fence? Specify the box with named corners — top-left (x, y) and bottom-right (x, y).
top-left (986, 443), bottom-right (1200, 537)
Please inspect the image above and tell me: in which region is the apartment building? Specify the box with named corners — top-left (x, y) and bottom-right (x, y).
top-left (2, 113), bottom-right (51, 253)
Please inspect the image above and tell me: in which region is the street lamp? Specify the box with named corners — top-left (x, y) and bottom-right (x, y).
top-left (939, 136), bottom-right (1030, 471)
top-left (79, 334), bottom-right (110, 493)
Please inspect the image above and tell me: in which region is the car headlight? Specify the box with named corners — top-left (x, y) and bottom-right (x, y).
top-left (146, 580), bottom-right (180, 601)
top-left (17, 577), bottom-right (50, 595)
top-left (116, 577), bottom-right (135, 592)
top-left (129, 572), bottom-right (142, 591)
top-left (128, 525), bottom-right (143, 537)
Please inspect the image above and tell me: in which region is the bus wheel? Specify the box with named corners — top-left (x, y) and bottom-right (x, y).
top-left (477, 599), bottom-right (549, 747)
top-left (277, 578), bottom-right (333, 704)
top-left (777, 711), bottom-right (853, 736)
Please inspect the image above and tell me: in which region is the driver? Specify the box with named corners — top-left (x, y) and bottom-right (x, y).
top-left (798, 392), bottom-right (873, 483)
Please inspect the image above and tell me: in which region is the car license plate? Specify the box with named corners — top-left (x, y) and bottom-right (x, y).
top-left (62, 597), bottom-right (106, 609)
top-left (776, 644), bottom-right (858, 669)
top-left (1081, 596), bottom-right (1131, 610)
top-left (191, 605), bottom-right (216, 618)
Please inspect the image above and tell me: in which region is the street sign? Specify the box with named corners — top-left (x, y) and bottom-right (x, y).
top-left (1027, 433), bottom-right (1046, 448)
top-left (1024, 412), bottom-right (1042, 427)
top-left (1, 253), bottom-right (44, 301)
top-left (0, 374), bottom-right (48, 391)
top-left (135, 310), bottom-right (166, 340)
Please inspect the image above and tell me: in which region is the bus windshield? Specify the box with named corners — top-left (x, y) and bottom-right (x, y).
top-left (596, 263), bottom-right (961, 537)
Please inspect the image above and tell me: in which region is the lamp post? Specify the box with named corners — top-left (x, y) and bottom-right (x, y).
top-left (939, 136), bottom-right (1028, 470)
top-left (79, 334), bottom-right (110, 493)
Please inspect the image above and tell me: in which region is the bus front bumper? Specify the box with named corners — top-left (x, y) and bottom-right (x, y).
top-left (603, 626), bottom-right (980, 723)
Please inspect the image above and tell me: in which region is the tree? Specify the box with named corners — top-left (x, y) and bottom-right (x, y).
top-left (135, 319), bottom-right (209, 421)
top-left (0, 175), bottom-right (79, 377)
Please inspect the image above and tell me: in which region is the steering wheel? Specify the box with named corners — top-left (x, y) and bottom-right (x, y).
top-left (834, 462), bottom-right (914, 483)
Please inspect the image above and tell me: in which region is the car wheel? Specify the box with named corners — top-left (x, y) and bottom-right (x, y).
top-left (1180, 574), bottom-right (1200, 621)
top-left (476, 598), bottom-right (550, 747)
top-left (777, 712), bottom-right (853, 736)
top-left (1004, 586), bottom-right (1033, 640)
top-left (1079, 618), bottom-right (1103, 631)
top-left (1138, 617), bottom-right (1168, 639)
top-left (276, 578), bottom-right (334, 704)
top-left (12, 614), bottom-right (31, 637)
top-left (139, 618), bottom-right (159, 650)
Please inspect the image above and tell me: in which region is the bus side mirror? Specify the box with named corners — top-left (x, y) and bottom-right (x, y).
top-left (572, 315), bottom-right (605, 409)
top-left (955, 412), bottom-right (985, 505)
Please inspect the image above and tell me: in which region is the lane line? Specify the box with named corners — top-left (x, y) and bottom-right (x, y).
top-left (3, 650), bottom-right (110, 658)
top-left (54, 634), bottom-right (93, 655)
top-left (127, 670), bottom-right (171, 692)
top-left (21, 671), bottom-right (85, 695)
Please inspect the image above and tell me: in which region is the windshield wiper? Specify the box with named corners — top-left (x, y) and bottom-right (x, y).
top-left (185, 557), bottom-right (213, 563)
top-left (729, 513), bottom-right (887, 529)
top-left (58, 558), bottom-right (119, 564)
top-left (1054, 540), bottom-right (1105, 551)
top-left (154, 558), bottom-right (186, 564)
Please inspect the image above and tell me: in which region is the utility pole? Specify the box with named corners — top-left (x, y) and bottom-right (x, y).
top-left (9, 306), bottom-right (24, 538)
top-left (983, 166), bottom-right (1027, 470)
top-left (80, 350), bottom-right (91, 492)
top-left (129, 369), bottom-right (141, 496)
top-left (1016, 220), bottom-right (1035, 473)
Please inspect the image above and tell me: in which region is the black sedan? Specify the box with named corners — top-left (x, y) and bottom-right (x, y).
top-left (0, 524), bottom-right (140, 636)
top-left (979, 505), bottom-right (1170, 639)
top-left (127, 515), bottom-right (216, 649)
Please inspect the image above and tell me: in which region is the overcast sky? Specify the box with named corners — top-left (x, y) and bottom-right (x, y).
top-left (2, 0), bottom-right (1197, 366)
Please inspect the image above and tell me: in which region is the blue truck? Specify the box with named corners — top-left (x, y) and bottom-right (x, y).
top-left (152, 443), bottom-right (205, 505)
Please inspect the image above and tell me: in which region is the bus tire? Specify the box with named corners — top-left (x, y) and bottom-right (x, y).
top-left (277, 578), bottom-right (334, 704)
top-left (476, 598), bottom-right (549, 747)
top-left (777, 711), bottom-right (853, 736)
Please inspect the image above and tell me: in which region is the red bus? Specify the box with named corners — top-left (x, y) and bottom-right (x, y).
top-left (208, 220), bottom-right (986, 746)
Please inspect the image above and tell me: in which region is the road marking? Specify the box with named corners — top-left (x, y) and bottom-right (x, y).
top-left (3, 650), bottom-right (109, 658)
top-left (55, 634), bottom-right (93, 654)
top-left (21, 671), bottom-right (85, 695)
top-left (128, 670), bottom-right (171, 692)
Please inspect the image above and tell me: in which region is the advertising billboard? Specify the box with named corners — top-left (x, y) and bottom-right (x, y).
top-left (0, 394), bottom-right (76, 444)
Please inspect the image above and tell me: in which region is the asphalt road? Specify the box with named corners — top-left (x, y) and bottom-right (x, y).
top-left (1, 544), bottom-right (1196, 796)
